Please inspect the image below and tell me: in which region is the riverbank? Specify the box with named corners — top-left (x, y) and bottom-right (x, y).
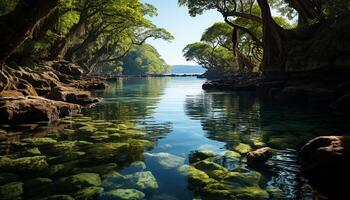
top-left (0, 60), bottom-right (108, 125)
top-left (202, 69), bottom-right (350, 113)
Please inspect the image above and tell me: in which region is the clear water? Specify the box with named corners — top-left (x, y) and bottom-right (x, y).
top-left (1, 77), bottom-right (349, 200)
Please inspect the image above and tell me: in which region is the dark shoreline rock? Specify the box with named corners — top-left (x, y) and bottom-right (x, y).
top-left (300, 136), bottom-right (350, 199)
top-left (246, 147), bottom-right (273, 166)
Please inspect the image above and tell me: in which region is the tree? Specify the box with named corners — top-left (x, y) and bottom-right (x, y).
top-left (122, 44), bottom-right (171, 75)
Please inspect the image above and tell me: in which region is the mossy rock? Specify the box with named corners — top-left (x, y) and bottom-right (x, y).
top-left (100, 189), bottom-right (145, 200)
top-left (105, 127), bottom-right (120, 133)
top-left (44, 164), bottom-right (65, 176)
top-left (125, 171), bottom-right (158, 190)
top-left (90, 135), bottom-right (110, 142)
top-left (21, 137), bottom-right (57, 146)
top-left (86, 142), bottom-right (129, 161)
top-left (72, 163), bottom-right (118, 175)
top-left (44, 141), bottom-right (78, 155)
top-left (48, 151), bottom-right (86, 164)
top-left (119, 129), bottom-right (146, 138)
top-left (234, 143), bottom-right (252, 154)
top-left (24, 177), bottom-right (53, 189)
top-left (189, 151), bottom-right (216, 164)
top-left (266, 187), bottom-right (284, 199)
top-left (192, 160), bottom-right (228, 180)
top-left (232, 186), bottom-right (269, 199)
top-left (223, 171), bottom-right (262, 187)
top-left (0, 156), bottom-right (48, 173)
top-left (39, 195), bottom-right (75, 200)
top-left (125, 161), bottom-right (146, 173)
top-left (73, 186), bottom-right (104, 200)
top-left (56, 173), bottom-right (102, 191)
top-left (0, 182), bottom-right (23, 200)
top-left (79, 125), bottom-right (97, 133)
top-left (12, 147), bottom-right (41, 158)
top-left (202, 181), bottom-right (235, 199)
top-left (224, 151), bottom-right (241, 159)
top-left (102, 172), bottom-right (126, 190)
top-left (179, 165), bottom-right (213, 187)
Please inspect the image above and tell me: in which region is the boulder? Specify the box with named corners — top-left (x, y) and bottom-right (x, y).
top-left (125, 171), bottom-right (158, 190)
top-left (56, 173), bottom-right (102, 191)
top-left (300, 136), bottom-right (350, 199)
top-left (234, 143), bottom-right (252, 154)
top-left (73, 187), bottom-right (104, 200)
top-left (0, 156), bottom-right (48, 173)
top-left (0, 96), bottom-right (81, 125)
top-left (144, 152), bottom-right (185, 169)
top-left (246, 147), bottom-right (273, 166)
top-left (0, 182), bottom-right (23, 200)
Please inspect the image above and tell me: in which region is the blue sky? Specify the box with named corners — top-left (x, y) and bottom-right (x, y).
top-left (141, 0), bottom-right (222, 65)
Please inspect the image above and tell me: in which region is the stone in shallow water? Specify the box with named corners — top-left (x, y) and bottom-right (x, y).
top-left (86, 142), bottom-right (129, 161)
top-left (102, 171), bottom-right (126, 190)
top-left (79, 125), bottom-right (97, 133)
top-left (223, 171), bottom-right (262, 187)
top-left (72, 163), bottom-right (118, 175)
top-left (192, 160), bottom-right (228, 180)
top-left (21, 137), bottom-right (57, 146)
top-left (189, 151), bottom-right (215, 164)
top-left (0, 182), bottom-right (23, 200)
top-left (0, 156), bottom-right (48, 173)
top-left (232, 186), bottom-right (269, 199)
top-left (125, 171), bottom-right (158, 190)
top-left (145, 152), bottom-right (185, 169)
top-left (234, 143), bottom-right (252, 154)
top-left (125, 161), bottom-right (147, 173)
top-left (56, 173), bottom-right (102, 191)
top-left (179, 165), bottom-right (213, 187)
top-left (224, 150), bottom-right (241, 159)
top-left (73, 186), bottom-right (104, 200)
top-left (100, 189), bottom-right (145, 200)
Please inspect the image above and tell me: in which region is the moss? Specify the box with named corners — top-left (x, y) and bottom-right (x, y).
top-left (192, 160), bottom-right (228, 180)
top-left (234, 143), bottom-right (252, 154)
top-left (72, 163), bottom-right (118, 175)
top-left (105, 127), bottom-right (120, 133)
top-left (186, 166), bottom-right (213, 187)
top-left (102, 172), bottom-right (126, 190)
top-left (0, 156), bottom-right (48, 173)
top-left (119, 129), bottom-right (146, 138)
top-left (224, 150), bottom-right (241, 159)
top-left (125, 171), bottom-right (158, 190)
top-left (101, 189), bottom-right (145, 200)
top-left (44, 164), bottom-right (65, 176)
top-left (73, 187), bottom-right (104, 200)
top-left (86, 142), bottom-right (129, 161)
top-left (202, 181), bottom-right (234, 199)
top-left (232, 186), bottom-right (269, 199)
top-left (56, 173), bottom-right (102, 191)
top-left (48, 151), bottom-right (86, 164)
top-left (21, 137), bottom-right (57, 146)
top-left (78, 125), bottom-right (97, 133)
top-left (223, 171), bottom-right (262, 187)
top-left (189, 151), bottom-right (216, 164)
top-left (0, 182), bottom-right (23, 200)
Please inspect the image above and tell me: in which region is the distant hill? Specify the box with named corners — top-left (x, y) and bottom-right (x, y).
top-left (171, 65), bottom-right (206, 75)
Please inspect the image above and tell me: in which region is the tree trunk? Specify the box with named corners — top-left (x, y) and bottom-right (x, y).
top-left (49, 14), bottom-right (86, 60)
top-left (257, 0), bottom-right (287, 76)
top-left (0, 0), bottom-right (59, 68)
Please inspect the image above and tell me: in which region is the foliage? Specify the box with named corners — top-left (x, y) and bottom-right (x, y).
top-left (122, 44), bottom-right (171, 75)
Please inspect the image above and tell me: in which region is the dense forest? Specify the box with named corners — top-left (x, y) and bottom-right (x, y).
top-left (0, 0), bottom-right (350, 200)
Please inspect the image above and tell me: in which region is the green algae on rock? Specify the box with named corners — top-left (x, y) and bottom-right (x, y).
top-left (73, 186), bottom-right (104, 200)
top-left (100, 189), bottom-right (145, 200)
top-left (0, 156), bottom-right (48, 173)
top-left (0, 182), bottom-right (23, 200)
top-left (125, 171), bottom-right (159, 190)
top-left (56, 173), bottom-right (102, 191)
top-left (234, 143), bottom-right (252, 154)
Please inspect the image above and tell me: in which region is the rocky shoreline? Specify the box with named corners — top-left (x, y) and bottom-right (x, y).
top-left (202, 70), bottom-right (350, 113)
top-left (0, 60), bottom-right (107, 125)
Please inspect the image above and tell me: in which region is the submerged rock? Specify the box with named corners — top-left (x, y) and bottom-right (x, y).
top-left (125, 171), bottom-right (158, 190)
top-left (86, 142), bottom-right (129, 161)
top-left (0, 156), bottom-right (48, 173)
top-left (223, 151), bottom-right (241, 159)
top-left (39, 195), bottom-right (75, 200)
top-left (183, 165), bottom-right (213, 187)
top-left (192, 160), bottom-right (228, 180)
top-left (0, 182), bottom-right (23, 200)
top-left (100, 189), bottom-right (145, 200)
top-left (56, 173), bottom-right (102, 191)
top-left (246, 147), bottom-right (273, 166)
top-left (145, 152), bottom-right (185, 169)
top-left (234, 143), bottom-right (252, 154)
top-left (223, 171), bottom-right (262, 187)
top-left (73, 186), bottom-right (104, 200)
top-left (189, 151), bottom-right (215, 164)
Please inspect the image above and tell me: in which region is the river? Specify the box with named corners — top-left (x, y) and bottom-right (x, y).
top-left (1, 77), bottom-right (349, 200)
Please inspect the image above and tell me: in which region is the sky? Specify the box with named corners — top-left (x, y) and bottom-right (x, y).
top-left (141, 0), bottom-right (222, 66)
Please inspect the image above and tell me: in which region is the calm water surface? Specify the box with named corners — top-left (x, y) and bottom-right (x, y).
top-left (1, 77), bottom-right (350, 200)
